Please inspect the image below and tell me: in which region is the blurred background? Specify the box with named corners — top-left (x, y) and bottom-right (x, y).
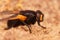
top-left (0, 0), bottom-right (60, 40)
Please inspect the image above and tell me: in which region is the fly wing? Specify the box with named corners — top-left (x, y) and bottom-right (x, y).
top-left (0, 13), bottom-right (18, 21)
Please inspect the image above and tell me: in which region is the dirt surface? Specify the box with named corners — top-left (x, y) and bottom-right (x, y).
top-left (0, 0), bottom-right (60, 40)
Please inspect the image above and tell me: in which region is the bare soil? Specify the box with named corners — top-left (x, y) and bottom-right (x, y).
top-left (0, 0), bottom-right (60, 40)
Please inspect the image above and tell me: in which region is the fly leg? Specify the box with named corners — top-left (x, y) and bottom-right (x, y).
top-left (21, 21), bottom-right (32, 33)
top-left (36, 14), bottom-right (46, 29)
top-left (37, 20), bottom-right (46, 29)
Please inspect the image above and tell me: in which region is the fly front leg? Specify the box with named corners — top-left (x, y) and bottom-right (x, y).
top-left (37, 21), bottom-right (46, 29)
top-left (36, 16), bottom-right (46, 29)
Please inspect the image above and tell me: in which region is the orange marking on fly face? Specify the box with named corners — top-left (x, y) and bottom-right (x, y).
top-left (11, 15), bottom-right (27, 21)
top-left (40, 14), bottom-right (43, 21)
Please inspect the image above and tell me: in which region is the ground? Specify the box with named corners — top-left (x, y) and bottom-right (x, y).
top-left (0, 0), bottom-right (60, 40)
